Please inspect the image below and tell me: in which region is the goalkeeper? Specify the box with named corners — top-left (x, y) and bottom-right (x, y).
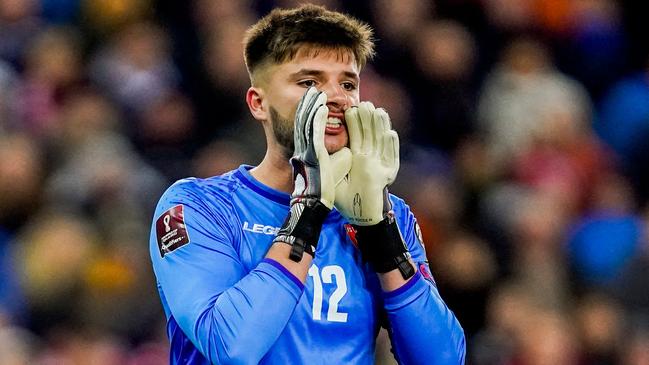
top-left (149, 4), bottom-right (465, 364)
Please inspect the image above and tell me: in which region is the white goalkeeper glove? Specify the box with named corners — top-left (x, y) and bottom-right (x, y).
top-left (334, 102), bottom-right (399, 225)
top-left (334, 102), bottom-right (414, 279)
top-left (274, 87), bottom-right (352, 261)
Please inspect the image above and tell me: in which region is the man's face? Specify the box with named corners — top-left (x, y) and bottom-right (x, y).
top-left (261, 48), bottom-right (360, 157)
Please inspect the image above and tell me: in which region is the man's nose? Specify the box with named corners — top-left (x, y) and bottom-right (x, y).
top-left (321, 83), bottom-right (350, 110)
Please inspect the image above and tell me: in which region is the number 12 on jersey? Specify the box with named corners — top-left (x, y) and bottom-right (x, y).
top-left (308, 264), bottom-right (348, 323)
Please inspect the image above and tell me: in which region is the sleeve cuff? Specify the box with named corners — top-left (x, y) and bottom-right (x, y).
top-left (382, 271), bottom-right (430, 310)
top-left (261, 258), bottom-right (305, 291)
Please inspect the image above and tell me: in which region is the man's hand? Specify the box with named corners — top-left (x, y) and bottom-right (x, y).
top-left (290, 87), bottom-right (352, 209)
top-left (334, 102), bottom-right (399, 225)
top-left (334, 102), bottom-right (414, 280)
top-left (273, 87), bottom-right (351, 262)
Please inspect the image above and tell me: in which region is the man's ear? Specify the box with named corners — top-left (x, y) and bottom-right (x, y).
top-left (246, 87), bottom-right (268, 121)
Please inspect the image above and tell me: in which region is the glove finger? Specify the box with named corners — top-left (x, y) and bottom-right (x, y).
top-left (382, 130), bottom-right (400, 184)
top-left (345, 107), bottom-right (363, 154)
top-left (329, 147), bottom-right (352, 186)
top-left (377, 107), bottom-right (392, 130)
top-left (295, 87), bottom-right (319, 154)
top-left (358, 102), bottom-right (375, 154)
top-left (311, 103), bottom-right (329, 166)
top-left (374, 108), bottom-right (391, 154)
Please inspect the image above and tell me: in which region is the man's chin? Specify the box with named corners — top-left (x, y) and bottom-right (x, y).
top-left (325, 136), bottom-right (349, 154)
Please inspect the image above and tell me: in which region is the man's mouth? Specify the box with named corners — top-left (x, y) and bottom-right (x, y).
top-left (325, 117), bottom-right (346, 134)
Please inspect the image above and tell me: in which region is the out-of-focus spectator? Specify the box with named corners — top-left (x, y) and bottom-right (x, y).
top-left (45, 87), bottom-right (167, 217)
top-left (371, 0), bottom-right (434, 45)
top-left (432, 232), bottom-right (497, 336)
top-left (0, 60), bottom-right (18, 132)
top-left (515, 308), bottom-right (580, 365)
top-left (89, 21), bottom-right (177, 115)
top-left (81, 0), bottom-right (152, 36)
top-left (137, 90), bottom-right (196, 181)
top-left (192, 0), bottom-right (255, 35)
top-left (374, 327), bottom-right (397, 365)
top-left (595, 60), bottom-right (649, 202)
top-left (0, 133), bottom-right (44, 231)
top-left (567, 173), bottom-right (641, 287)
top-left (53, 88), bottom-right (119, 152)
top-left (359, 67), bottom-right (412, 138)
top-left (188, 0), bottom-right (257, 144)
top-left (562, 0), bottom-right (626, 99)
top-left (610, 204), bottom-right (649, 321)
top-left (509, 188), bottom-right (572, 310)
top-left (393, 147), bottom-right (459, 254)
top-left (0, 325), bottom-right (38, 365)
top-left (482, 0), bottom-right (536, 32)
top-left (621, 326), bottom-right (649, 365)
top-left (369, 0), bottom-right (433, 83)
top-left (196, 17), bottom-right (253, 140)
top-left (0, 229), bottom-right (26, 325)
top-left (15, 213), bottom-right (97, 333)
top-left (191, 139), bottom-right (250, 179)
top-left (40, 0), bottom-right (79, 24)
top-left (14, 26), bottom-right (82, 139)
top-left (46, 130), bottom-right (167, 215)
top-left (575, 292), bottom-right (624, 364)
top-left (596, 64), bottom-right (649, 162)
top-left (0, 0), bottom-right (42, 66)
top-left (34, 330), bottom-right (128, 365)
top-left (477, 37), bottom-right (592, 174)
top-left (531, 0), bottom-right (573, 35)
top-left (474, 282), bottom-right (581, 365)
top-left (471, 281), bottom-right (534, 364)
top-left (275, 0), bottom-right (342, 11)
top-left (409, 20), bottom-right (477, 152)
top-left (201, 20), bottom-right (250, 95)
top-left (511, 96), bottom-right (615, 214)
top-left (78, 220), bottom-right (164, 343)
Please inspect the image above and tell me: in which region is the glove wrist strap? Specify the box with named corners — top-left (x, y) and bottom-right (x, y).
top-left (353, 213), bottom-right (415, 280)
top-left (274, 198), bottom-right (330, 262)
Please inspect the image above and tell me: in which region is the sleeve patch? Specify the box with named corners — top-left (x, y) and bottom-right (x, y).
top-left (156, 204), bottom-right (190, 257)
top-left (414, 220), bottom-right (426, 254)
top-left (419, 263), bottom-right (436, 286)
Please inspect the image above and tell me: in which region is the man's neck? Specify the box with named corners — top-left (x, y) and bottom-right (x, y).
top-left (250, 149), bottom-right (294, 193)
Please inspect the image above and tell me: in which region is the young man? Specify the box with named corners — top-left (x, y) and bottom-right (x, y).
top-left (150, 5), bottom-right (465, 364)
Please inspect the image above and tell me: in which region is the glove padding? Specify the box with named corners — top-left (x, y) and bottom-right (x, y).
top-left (334, 102), bottom-right (399, 225)
top-left (335, 102), bottom-right (414, 279)
top-left (274, 87), bottom-right (351, 261)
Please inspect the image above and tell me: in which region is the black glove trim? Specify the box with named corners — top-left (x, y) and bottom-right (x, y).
top-left (273, 198), bottom-right (330, 262)
top-left (353, 213), bottom-right (416, 279)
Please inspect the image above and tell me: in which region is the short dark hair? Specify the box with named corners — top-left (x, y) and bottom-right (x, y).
top-left (243, 4), bottom-right (374, 83)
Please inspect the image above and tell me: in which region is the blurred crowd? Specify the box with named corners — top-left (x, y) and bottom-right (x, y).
top-left (1, 0), bottom-right (648, 364)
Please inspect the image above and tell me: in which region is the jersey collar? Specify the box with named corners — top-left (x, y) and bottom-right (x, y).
top-left (234, 165), bottom-right (291, 206)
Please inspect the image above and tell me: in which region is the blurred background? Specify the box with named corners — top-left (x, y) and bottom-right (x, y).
top-left (1, 0), bottom-right (648, 364)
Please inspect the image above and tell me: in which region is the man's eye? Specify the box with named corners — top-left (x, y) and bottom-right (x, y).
top-left (341, 82), bottom-right (357, 91)
top-left (298, 80), bottom-right (317, 87)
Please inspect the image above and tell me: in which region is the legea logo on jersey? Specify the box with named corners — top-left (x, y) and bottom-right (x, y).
top-left (242, 222), bottom-right (281, 235)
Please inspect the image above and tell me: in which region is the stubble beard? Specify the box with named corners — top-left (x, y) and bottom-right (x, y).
top-left (270, 106), bottom-right (294, 160)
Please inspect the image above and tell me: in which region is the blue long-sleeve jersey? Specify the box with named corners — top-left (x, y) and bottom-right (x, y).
top-left (149, 165), bottom-right (465, 364)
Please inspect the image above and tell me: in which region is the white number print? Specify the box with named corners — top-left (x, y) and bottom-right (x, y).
top-left (307, 264), bottom-right (348, 323)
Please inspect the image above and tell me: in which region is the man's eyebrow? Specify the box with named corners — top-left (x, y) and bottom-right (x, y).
top-left (289, 69), bottom-right (324, 79)
top-left (289, 69), bottom-right (359, 81)
top-left (342, 71), bottom-right (360, 82)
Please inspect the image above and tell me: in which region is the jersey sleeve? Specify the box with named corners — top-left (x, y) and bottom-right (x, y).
top-left (381, 196), bottom-right (466, 364)
top-left (150, 179), bottom-right (304, 364)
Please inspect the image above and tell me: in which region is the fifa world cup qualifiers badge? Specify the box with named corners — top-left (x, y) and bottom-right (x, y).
top-left (156, 204), bottom-right (190, 257)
